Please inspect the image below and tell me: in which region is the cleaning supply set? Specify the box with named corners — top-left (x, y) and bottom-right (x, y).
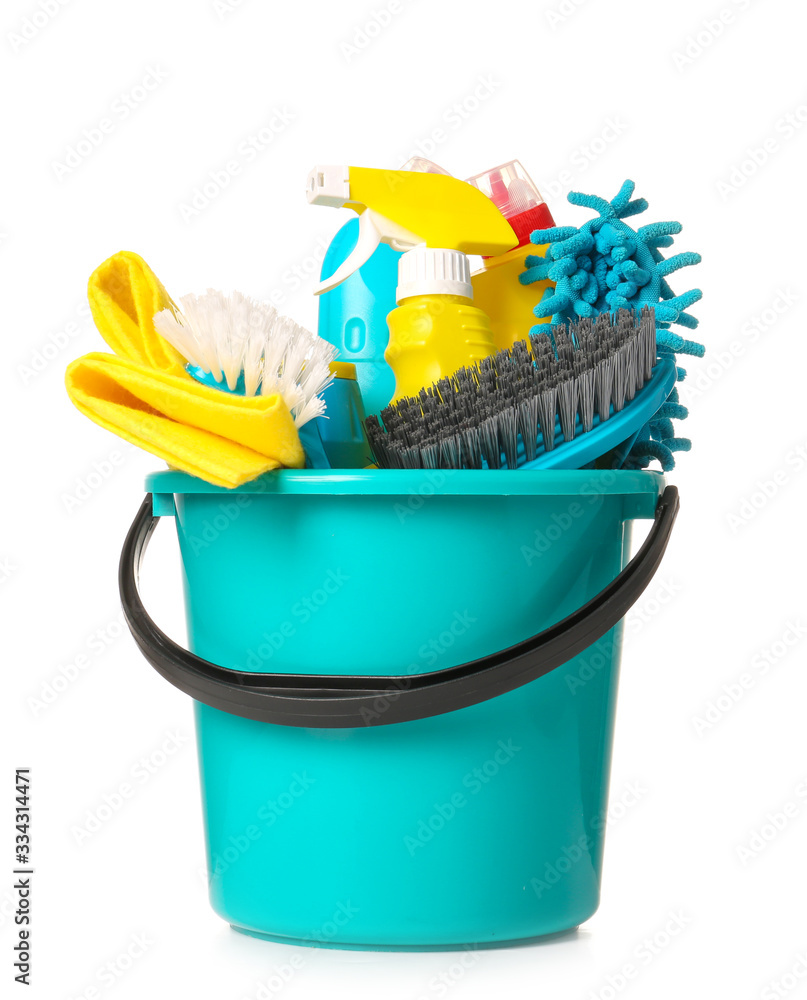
top-left (66, 154), bottom-right (702, 950)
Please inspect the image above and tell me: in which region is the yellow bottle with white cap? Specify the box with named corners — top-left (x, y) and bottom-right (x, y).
top-left (307, 164), bottom-right (517, 402)
top-left (385, 247), bottom-right (496, 401)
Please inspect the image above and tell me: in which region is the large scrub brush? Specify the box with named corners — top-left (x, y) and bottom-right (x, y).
top-left (364, 307), bottom-right (680, 471)
top-left (154, 290), bottom-right (337, 427)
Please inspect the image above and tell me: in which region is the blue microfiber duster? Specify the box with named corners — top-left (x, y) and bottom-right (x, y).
top-left (520, 180), bottom-right (704, 470)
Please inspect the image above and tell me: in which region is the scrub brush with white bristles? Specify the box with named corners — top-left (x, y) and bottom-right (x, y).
top-left (153, 290), bottom-right (337, 427)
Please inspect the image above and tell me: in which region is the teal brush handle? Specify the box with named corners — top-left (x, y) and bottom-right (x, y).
top-left (519, 357), bottom-right (677, 471)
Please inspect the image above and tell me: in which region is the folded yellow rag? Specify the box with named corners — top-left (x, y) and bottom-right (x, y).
top-left (65, 251), bottom-right (304, 487)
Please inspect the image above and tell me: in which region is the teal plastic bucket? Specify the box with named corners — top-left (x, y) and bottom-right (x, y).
top-left (121, 468), bottom-right (678, 950)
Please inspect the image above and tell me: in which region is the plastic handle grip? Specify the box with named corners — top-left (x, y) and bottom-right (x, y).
top-left (119, 487), bottom-right (679, 729)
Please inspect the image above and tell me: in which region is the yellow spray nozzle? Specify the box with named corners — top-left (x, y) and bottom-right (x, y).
top-left (306, 165), bottom-right (517, 294)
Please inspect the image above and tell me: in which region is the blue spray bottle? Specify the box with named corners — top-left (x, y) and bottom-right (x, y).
top-left (316, 218), bottom-right (401, 417)
top-left (315, 159), bottom-right (450, 416)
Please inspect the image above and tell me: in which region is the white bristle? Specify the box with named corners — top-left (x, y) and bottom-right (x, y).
top-left (153, 290), bottom-right (336, 427)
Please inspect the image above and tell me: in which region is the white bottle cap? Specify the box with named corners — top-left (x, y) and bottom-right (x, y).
top-left (396, 247), bottom-right (473, 303)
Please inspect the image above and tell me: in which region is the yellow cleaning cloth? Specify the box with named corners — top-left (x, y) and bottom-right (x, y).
top-left (65, 251), bottom-right (305, 488)
top-left (87, 250), bottom-right (188, 374)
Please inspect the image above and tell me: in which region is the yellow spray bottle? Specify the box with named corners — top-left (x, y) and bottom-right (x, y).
top-left (307, 165), bottom-right (517, 402)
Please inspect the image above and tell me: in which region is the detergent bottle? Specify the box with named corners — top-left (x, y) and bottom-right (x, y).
top-left (385, 247), bottom-right (495, 401)
top-left (306, 164), bottom-right (517, 403)
top-left (465, 160), bottom-right (556, 351)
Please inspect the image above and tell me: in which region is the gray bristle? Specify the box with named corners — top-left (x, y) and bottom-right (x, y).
top-left (612, 349), bottom-right (628, 412)
top-left (575, 362), bottom-right (596, 434)
top-left (366, 307), bottom-right (658, 469)
top-left (517, 393), bottom-right (540, 464)
top-left (556, 371), bottom-right (578, 442)
top-left (480, 414), bottom-right (501, 470)
top-left (536, 385), bottom-right (557, 451)
top-left (594, 355), bottom-right (614, 423)
top-left (498, 404), bottom-right (519, 469)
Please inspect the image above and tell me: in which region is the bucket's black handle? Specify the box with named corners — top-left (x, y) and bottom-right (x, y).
top-left (120, 486), bottom-right (679, 728)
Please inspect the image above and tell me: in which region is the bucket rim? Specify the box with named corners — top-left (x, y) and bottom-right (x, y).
top-left (145, 467), bottom-right (666, 498)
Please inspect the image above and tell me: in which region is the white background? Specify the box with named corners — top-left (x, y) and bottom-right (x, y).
top-left (3, 0), bottom-right (806, 997)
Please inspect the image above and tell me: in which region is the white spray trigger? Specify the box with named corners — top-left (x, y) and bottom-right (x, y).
top-left (314, 209), bottom-right (422, 296)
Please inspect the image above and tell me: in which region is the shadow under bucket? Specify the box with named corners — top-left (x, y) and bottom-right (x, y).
top-left (121, 468), bottom-right (678, 950)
